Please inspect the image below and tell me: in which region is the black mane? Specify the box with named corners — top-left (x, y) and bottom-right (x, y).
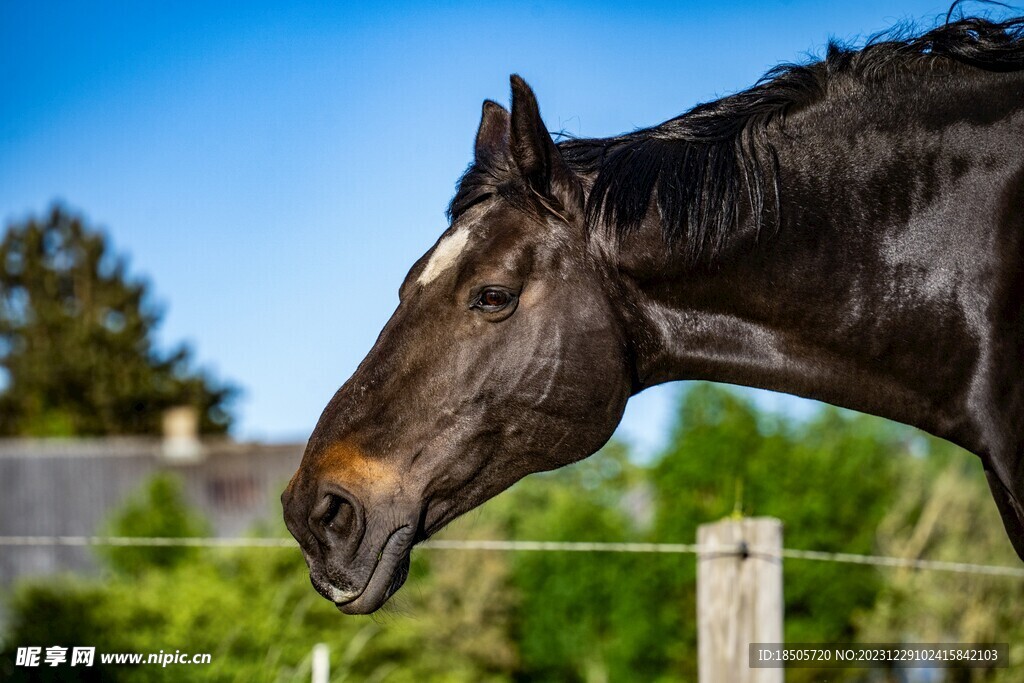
top-left (450, 10), bottom-right (1024, 263)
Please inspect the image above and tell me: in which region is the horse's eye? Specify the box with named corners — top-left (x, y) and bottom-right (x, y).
top-left (481, 289), bottom-right (509, 308)
top-left (473, 287), bottom-right (515, 313)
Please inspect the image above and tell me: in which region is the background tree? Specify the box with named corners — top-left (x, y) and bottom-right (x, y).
top-left (98, 473), bottom-right (211, 575)
top-left (483, 443), bottom-right (677, 682)
top-left (3, 383), bottom-right (1019, 682)
top-left (651, 383), bottom-right (905, 682)
top-left (0, 474), bottom-right (517, 683)
top-left (0, 205), bottom-right (235, 436)
top-left (855, 443), bottom-right (1024, 682)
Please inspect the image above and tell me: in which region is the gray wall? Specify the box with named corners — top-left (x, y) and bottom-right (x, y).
top-left (0, 438), bottom-right (303, 584)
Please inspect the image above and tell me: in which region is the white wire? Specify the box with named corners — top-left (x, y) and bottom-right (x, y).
top-left (2, 535), bottom-right (1023, 577)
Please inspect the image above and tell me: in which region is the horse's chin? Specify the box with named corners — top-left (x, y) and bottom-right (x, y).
top-left (337, 552), bottom-right (412, 614)
top-left (331, 525), bottom-right (416, 614)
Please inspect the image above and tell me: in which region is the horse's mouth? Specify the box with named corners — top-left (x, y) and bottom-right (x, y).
top-left (329, 525), bottom-right (415, 614)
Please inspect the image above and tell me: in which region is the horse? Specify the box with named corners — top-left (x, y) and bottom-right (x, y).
top-left (282, 13), bottom-right (1024, 614)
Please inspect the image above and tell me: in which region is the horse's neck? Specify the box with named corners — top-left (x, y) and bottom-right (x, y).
top-left (616, 81), bottom-right (1024, 459)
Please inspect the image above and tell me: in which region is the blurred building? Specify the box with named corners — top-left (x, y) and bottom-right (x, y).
top-left (0, 429), bottom-right (302, 585)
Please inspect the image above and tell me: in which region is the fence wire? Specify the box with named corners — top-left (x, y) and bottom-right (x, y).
top-left (2, 535), bottom-right (1024, 578)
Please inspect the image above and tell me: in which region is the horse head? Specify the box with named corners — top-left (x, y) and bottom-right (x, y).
top-left (282, 76), bottom-right (632, 613)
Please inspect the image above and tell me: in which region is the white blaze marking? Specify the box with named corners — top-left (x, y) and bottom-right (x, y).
top-left (418, 228), bottom-right (471, 285)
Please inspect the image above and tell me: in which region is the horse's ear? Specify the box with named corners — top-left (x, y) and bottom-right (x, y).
top-left (509, 75), bottom-right (583, 220)
top-left (474, 100), bottom-right (510, 163)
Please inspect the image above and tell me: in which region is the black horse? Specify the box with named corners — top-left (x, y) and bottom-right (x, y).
top-left (283, 14), bottom-right (1024, 614)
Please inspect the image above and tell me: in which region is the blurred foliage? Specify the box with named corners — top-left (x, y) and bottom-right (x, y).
top-left (0, 205), bottom-right (235, 436)
top-left (3, 382), bottom-right (1023, 682)
top-left (98, 473), bottom-right (211, 574)
top-left (484, 442), bottom-right (677, 682)
top-left (855, 444), bottom-right (1024, 682)
top-left (651, 384), bottom-right (906, 682)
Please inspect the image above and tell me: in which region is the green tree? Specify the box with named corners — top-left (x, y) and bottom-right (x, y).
top-left (0, 204), bottom-right (235, 436)
top-left (99, 473), bottom-right (211, 574)
top-left (467, 442), bottom-right (681, 682)
top-left (8, 383), bottom-right (1017, 682)
top-left (0, 474), bottom-right (517, 683)
top-left (651, 383), bottom-right (905, 682)
top-left (855, 443), bottom-right (1024, 682)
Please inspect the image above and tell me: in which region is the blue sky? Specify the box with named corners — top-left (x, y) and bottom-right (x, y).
top-left (1, 0), bottom-right (960, 455)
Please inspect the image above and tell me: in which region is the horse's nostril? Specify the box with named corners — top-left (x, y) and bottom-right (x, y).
top-left (322, 494), bottom-right (341, 526)
top-left (314, 491), bottom-right (357, 535)
top-left (307, 484), bottom-right (363, 550)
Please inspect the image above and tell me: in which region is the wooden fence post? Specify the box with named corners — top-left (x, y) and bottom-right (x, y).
top-left (697, 517), bottom-right (783, 683)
